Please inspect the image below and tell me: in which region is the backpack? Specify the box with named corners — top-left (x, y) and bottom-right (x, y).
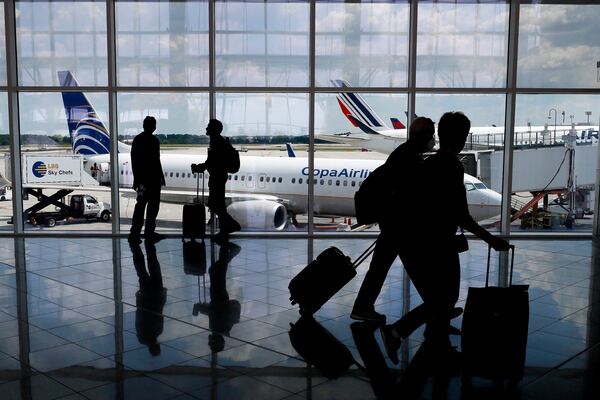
top-left (223, 137), bottom-right (240, 173)
top-left (354, 163), bottom-right (390, 225)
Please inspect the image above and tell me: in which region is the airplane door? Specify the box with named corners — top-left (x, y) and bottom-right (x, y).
top-left (258, 174), bottom-right (266, 189)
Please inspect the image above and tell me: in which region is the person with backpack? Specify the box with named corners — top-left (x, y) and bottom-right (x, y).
top-left (351, 117), bottom-right (436, 323)
top-left (191, 119), bottom-right (241, 242)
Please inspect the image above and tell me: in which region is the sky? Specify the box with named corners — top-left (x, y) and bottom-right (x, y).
top-left (2, 1), bottom-right (600, 138)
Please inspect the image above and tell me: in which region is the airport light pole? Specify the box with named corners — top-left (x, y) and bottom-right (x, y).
top-left (548, 108), bottom-right (557, 143)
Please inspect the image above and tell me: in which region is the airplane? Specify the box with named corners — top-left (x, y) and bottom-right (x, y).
top-left (31, 71), bottom-right (501, 232)
top-left (321, 79), bottom-right (599, 152)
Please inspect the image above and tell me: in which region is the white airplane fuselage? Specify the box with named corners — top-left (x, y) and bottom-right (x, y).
top-left (85, 153), bottom-right (502, 222)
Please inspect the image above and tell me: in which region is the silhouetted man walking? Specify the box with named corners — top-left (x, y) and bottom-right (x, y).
top-left (351, 117), bottom-right (436, 323)
top-left (191, 119), bottom-right (241, 242)
top-left (129, 116), bottom-right (165, 244)
top-left (380, 112), bottom-right (509, 361)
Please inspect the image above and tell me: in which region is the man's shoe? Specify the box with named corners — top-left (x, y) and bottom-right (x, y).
top-left (380, 325), bottom-right (401, 365)
top-left (145, 232), bottom-right (165, 243)
top-left (350, 308), bottom-right (386, 324)
top-left (128, 234), bottom-right (141, 244)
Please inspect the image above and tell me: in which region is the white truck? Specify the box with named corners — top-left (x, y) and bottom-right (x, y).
top-left (23, 193), bottom-right (111, 227)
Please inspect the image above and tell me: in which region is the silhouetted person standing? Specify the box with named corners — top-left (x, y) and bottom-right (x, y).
top-left (191, 119), bottom-right (241, 242)
top-left (129, 116), bottom-right (165, 244)
top-left (351, 117), bottom-right (436, 323)
top-left (131, 241), bottom-right (167, 356)
top-left (381, 112), bottom-right (509, 360)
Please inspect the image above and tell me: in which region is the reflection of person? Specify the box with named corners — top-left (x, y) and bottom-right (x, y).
top-left (381, 112), bottom-right (510, 359)
top-left (193, 242), bottom-right (242, 352)
top-left (352, 117), bottom-right (436, 323)
top-left (131, 241), bottom-right (167, 356)
top-left (129, 116), bottom-right (166, 244)
top-left (191, 119), bottom-right (241, 242)
top-left (352, 321), bottom-right (458, 400)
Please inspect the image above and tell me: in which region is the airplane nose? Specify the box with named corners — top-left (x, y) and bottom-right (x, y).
top-left (486, 189), bottom-right (502, 206)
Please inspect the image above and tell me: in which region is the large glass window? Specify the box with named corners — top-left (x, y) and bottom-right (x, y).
top-left (315, 92), bottom-right (406, 231)
top-left (0, 93), bottom-right (11, 232)
top-left (16, 1), bottom-right (108, 86)
top-left (116, 1), bottom-right (209, 87)
top-left (0, 5), bottom-right (6, 85)
top-left (417, 1), bottom-right (509, 88)
top-left (18, 92), bottom-right (112, 232)
top-left (511, 94), bottom-right (600, 232)
top-left (416, 94), bottom-right (506, 231)
top-left (518, 2), bottom-right (600, 88)
top-left (217, 92), bottom-right (308, 231)
top-left (316, 0), bottom-right (410, 88)
top-left (216, 0), bottom-right (309, 87)
top-left (117, 92), bottom-right (209, 233)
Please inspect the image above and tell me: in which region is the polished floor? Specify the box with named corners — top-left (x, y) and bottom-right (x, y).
top-left (0, 237), bottom-right (598, 399)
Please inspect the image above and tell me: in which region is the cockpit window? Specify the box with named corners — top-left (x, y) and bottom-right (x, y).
top-left (465, 183), bottom-right (476, 191)
top-left (474, 183), bottom-right (487, 190)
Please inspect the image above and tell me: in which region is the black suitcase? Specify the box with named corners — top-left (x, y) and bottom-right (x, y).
top-left (461, 245), bottom-right (529, 388)
top-left (289, 241), bottom-right (376, 315)
top-left (182, 173), bottom-right (206, 241)
top-left (183, 240), bottom-right (207, 276)
top-left (289, 315), bottom-right (355, 379)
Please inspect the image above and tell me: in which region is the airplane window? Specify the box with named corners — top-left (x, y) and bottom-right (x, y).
top-left (343, 181), bottom-right (348, 186)
top-left (120, 170), bottom-right (123, 175)
top-left (299, 178), bottom-right (303, 184)
top-left (313, 179), bottom-right (317, 185)
top-left (465, 183), bottom-right (476, 191)
top-left (193, 173), bottom-right (197, 178)
top-left (260, 176), bottom-right (264, 182)
top-left (187, 173), bottom-right (191, 178)
top-left (278, 177), bottom-right (282, 183)
top-left (248, 175), bottom-right (252, 181)
top-left (175, 172), bottom-right (178, 178)
top-left (241, 176), bottom-right (245, 181)
top-left (474, 183), bottom-right (487, 190)
top-left (170, 172), bottom-right (173, 177)
top-left (272, 177), bottom-right (276, 182)
top-left (164, 172), bottom-right (168, 177)
top-left (291, 178), bottom-right (296, 183)
top-left (328, 179), bottom-right (332, 185)
top-left (234, 175), bottom-right (238, 181)
top-left (320, 179), bottom-right (324, 185)
top-left (228, 174), bottom-right (232, 180)
top-left (351, 181), bottom-right (356, 187)
top-left (266, 177), bottom-right (269, 182)
top-left (336, 180), bottom-right (340, 186)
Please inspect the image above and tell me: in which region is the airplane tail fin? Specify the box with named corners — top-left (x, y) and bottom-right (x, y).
top-left (58, 71), bottom-right (112, 155)
top-left (332, 79), bottom-right (389, 134)
top-left (390, 118), bottom-right (405, 129)
top-left (285, 143), bottom-right (296, 157)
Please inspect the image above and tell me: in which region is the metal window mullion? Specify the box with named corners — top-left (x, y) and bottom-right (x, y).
top-left (209, 0), bottom-right (216, 118)
top-left (5, 0), bottom-right (23, 233)
top-left (502, 0), bottom-right (519, 237)
top-left (107, 0), bottom-right (120, 235)
top-left (308, 0), bottom-right (315, 244)
top-left (407, 0), bottom-right (418, 127)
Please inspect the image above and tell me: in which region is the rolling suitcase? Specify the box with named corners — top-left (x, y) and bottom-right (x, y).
top-left (182, 172), bottom-right (206, 241)
top-left (461, 245), bottom-right (529, 388)
top-left (289, 241), bottom-right (377, 315)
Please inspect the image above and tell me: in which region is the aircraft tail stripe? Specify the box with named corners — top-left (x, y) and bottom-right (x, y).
top-left (343, 92), bottom-right (383, 127)
top-left (339, 93), bottom-right (373, 128)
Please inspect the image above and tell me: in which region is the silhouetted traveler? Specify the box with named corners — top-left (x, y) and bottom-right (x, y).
top-left (351, 117), bottom-right (436, 323)
top-left (193, 242), bottom-right (241, 352)
top-left (381, 112), bottom-right (509, 359)
top-left (129, 116), bottom-right (165, 244)
top-left (191, 119), bottom-right (241, 243)
top-left (131, 241), bottom-right (167, 356)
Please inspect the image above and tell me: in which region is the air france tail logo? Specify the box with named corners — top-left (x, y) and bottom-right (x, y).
top-left (32, 161), bottom-right (47, 178)
top-left (302, 167), bottom-right (370, 179)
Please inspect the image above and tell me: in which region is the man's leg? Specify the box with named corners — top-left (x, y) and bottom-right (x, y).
top-left (130, 195), bottom-right (148, 240)
top-left (144, 188), bottom-right (161, 238)
top-left (351, 233), bottom-right (397, 322)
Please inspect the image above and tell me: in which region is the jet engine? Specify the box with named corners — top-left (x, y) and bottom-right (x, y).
top-left (227, 200), bottom-right (287, 231)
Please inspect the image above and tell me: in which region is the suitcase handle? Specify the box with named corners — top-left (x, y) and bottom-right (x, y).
top-left (352, 240), bottom-right (378, 269)
top-left (486, 244), bottom-right (515, 287)
top-left (195, 172), bottom-right (206, 204)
